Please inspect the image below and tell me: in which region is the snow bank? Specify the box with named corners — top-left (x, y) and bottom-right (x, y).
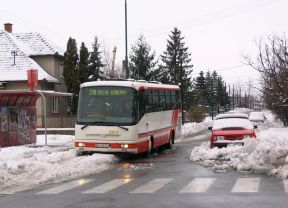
top-left (181, 117), bottom-right (212, 137)
top-left (0, 135), bottom-right (118, 192)
top-left (190, 128), bottom-right (288, 179)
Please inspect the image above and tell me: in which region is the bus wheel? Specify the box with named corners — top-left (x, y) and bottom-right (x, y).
top-left (145, 138), bottom-right (153, 158)
top-left (166, 132), bottom-right (174, 149)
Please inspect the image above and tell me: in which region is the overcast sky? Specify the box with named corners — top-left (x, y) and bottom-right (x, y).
top-left (1, 0), bottom-right (287, 89)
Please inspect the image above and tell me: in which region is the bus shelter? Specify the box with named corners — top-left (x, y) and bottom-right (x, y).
top-left (0, 90), bottom-right (72, 147)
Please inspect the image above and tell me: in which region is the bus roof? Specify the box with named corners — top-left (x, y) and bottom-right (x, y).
top-left (80, 80), bottom-right (180, 91)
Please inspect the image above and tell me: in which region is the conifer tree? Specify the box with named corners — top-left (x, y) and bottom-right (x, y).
top-left (194, 71), bottom-right (207, 105)
top-left (79, 42), bottom-right (89, 83)
top-left (88, 36), bottom-right (105, 80)
top-left (159, 27), bottom-right (193, 109)
top-left (129, 35), bottom-right (157, 81)
top-left (63, 37), bottom-right (79, 114)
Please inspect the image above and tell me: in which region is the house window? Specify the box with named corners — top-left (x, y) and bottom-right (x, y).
top-left (60, 64), bottom-right (64, 78)
top-left (52, 97), bottom-right (59, 113)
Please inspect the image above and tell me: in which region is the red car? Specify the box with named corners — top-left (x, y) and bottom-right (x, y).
top-left (208, 113), bottom-right (257, 148)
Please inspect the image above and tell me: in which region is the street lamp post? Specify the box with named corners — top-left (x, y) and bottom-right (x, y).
top-left (125, 0), bottom-right (129, 79)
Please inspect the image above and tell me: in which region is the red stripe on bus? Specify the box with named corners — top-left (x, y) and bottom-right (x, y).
top-left (138, 126), bottom-right (175, 139)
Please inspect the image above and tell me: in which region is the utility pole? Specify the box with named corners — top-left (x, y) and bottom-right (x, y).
top-left (125, 0), bottom-right (129, 79)
top-left (111, 46), bottom-right (117, 79)
top-left (211, 79), bottom-right (214, 119)
top-left (180, 60), bottom-right (184, 125)
top-left (228, 84), bottom-right (231, 110)
top-left (239, 86), bottom-right (242, 107)
top-left (232, 84), bottom-right (235, 109)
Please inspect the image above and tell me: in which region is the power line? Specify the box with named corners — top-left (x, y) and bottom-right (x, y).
top-left (105, 0), bottom-right (282, 46)
top-left (191, 64), bottom-right (251, 76)
top-left (0, 0), bottom-right (282, 49)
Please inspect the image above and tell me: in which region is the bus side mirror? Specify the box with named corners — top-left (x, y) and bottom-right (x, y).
top-left (208, 126), bottom-right (212, 131)
top-left (254, 125), bottom-right (257, 129)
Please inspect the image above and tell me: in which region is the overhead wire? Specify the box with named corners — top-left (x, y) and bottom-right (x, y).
top-left (105, 0), bottom-right (282, 46)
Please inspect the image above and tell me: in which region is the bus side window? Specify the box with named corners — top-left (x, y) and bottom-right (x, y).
top-left (171, 91), bottom-right (176, 109)
top-left (152, 90), bottom-right (160, 112)
top-left (165, 90), bottom-right (171, 110)
top-left (159, 90), bottom-right (166, 110)
top-left (175, 90), bottom-right (181, 109)
top-left (139, 90), bottom-right (146, 117)
top-left (142, 90), bottom-right (153, 114)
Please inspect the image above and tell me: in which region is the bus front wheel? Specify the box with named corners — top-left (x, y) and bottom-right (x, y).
top-left (145, 138), bottom-right (153, 158)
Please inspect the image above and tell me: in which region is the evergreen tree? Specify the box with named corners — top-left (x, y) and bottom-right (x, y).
top-left (79, 42), bottom-right (89, 83)
top-left (194, 71), bottom-right (207, 105)
top-left (204, 71), bottom-right (212, 105)
top-left (159, 27), bottom-right (193, 109)
top-left (88, 36), bottom-right (105, 80)
top-left (129, 35), bottom-right (157, 81)
top-left (63, 37), bottom-right (79, 114)
top-left (211, 70), bottom-right (219, 105)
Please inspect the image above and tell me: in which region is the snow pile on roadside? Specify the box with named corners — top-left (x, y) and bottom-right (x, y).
top-left (181, 117), bottom-right (212, 137)
top-left (190, 128), bottom-right (288, 179)
top-left (0, 135), bottom-right (118, 192)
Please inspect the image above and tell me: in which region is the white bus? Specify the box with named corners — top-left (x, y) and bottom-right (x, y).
top-left (74, 80), bottom-right (182, 156)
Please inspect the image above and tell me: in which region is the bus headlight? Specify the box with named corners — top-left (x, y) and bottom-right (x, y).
top-left (77, 142), bottom-right (85, 147)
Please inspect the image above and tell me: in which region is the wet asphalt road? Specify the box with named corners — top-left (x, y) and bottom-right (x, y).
top-left (0, 136), bottom-right (287, 208)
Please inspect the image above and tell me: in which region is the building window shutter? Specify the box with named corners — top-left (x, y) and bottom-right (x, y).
top-left (52, 97), bottom-right (59, 113)
top-left (60, 64), bottom-right (64, 78)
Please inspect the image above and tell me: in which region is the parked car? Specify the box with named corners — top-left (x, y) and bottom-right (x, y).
top-left (208, 113), bottom-right (257, 148)
top-left (249, 111), bottom-right (266, 123)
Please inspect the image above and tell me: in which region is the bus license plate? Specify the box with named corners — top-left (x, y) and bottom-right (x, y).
top-left (96, 143), bottom-right (109, 148)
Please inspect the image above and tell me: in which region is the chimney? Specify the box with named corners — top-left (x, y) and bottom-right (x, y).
top-left (4, 23), bottom-right (13, 33)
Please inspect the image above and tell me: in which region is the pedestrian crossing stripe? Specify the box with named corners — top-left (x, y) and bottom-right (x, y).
top-left (36, 179), bottom-right (93, 194)
top-left (179, 178), bottom-right (216, 193)
top-left (82, 179), bottom-right (133, 194)
top-left (231, 178), bottom-right (261, 193)
top-left (2, 177), bottom-right (287, 195)
top-left (130, 178), bottom-right (174, 193)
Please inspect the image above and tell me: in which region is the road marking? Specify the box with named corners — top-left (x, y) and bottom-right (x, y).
top-left (36, 179), bottom-right (93, 194)
top-left (179, 178), bottom-right (216, 193)
top-left (130, 178), bottom-right (174, 193)
top-left (231, 178), bottom-right (260, 193)
top-left (0, 186), bottom-right (34, 195)
top-left (284, 180), bottom-right (288, 192)
top-left (82, 179), bottom-right (133, 194)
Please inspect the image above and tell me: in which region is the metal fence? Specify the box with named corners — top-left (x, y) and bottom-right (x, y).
top-left (37, 115), bottom-right (76, 128)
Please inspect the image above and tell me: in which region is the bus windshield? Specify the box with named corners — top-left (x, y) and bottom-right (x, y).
top-left (77, 86), bottom-right (138, 125)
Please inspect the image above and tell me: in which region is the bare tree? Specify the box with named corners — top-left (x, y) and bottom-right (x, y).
top-left (244, 34), bottom-right (288, 125)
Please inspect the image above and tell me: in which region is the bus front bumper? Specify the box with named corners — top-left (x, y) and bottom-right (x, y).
top-left (74, 140), bottom-right (148, 154)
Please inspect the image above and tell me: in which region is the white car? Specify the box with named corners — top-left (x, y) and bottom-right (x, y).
top-left (208, 113), bottom-right (257, 148)
top-left (249, 112), bottom-right (266, 123)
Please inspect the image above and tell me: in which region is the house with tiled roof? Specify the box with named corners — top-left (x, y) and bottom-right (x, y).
top-left (0, 23), bottom-right (73, 128)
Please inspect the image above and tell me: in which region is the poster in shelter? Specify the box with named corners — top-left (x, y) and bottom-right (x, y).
top-left (0, 106), bottom-right (8, 132)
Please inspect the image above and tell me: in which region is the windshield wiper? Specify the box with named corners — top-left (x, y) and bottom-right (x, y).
top-left (80, 121), bottom-right (106, 130)
top-left (117, 126), bottom-right (129, 131)
top-left (80, 122), bottom-right (129, 131)
top-left (81, 125), bottom-right (89, 130)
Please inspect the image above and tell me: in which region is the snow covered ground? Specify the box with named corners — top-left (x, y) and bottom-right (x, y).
top-left (0, 135), bottom-right (118, 193)
top-left (190, 109), bottom-right (288, 179)
top-left (0, 108), bottom-right (286, 193)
